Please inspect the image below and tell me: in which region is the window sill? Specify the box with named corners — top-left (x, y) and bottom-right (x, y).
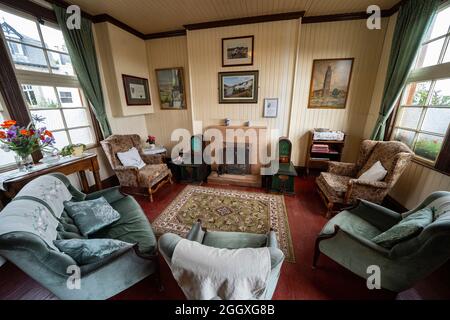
top-left (412, 157), bottom-right (450, 177)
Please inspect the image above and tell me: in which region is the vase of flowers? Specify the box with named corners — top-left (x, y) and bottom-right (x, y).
top-left (146, 135), bottom-right (156, 149)
top-left (0, 117), bottom-right (55, 171)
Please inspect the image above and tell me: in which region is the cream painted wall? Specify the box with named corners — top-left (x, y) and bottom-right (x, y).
top-left (363, 13), bottom-right (450, 209)
top-left (145, 36), bottom-right (193, 152)
top-left (187, 19), bottom-right (301, 146)
top-left (94, 22), bottom-right (154, 118)
top-left (289, 19), bottom-right (389, 166)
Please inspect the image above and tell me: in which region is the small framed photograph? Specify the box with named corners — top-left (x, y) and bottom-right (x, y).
top-left (218, 70), bottom-right (258, 104)
top-left (155, 67), bottom-right (186, 109)
top-left (263, 98), bottom-right (278, 118)
top-left (122, 74), bottom-right (151, 105)
top-left (222, 35), bottom-right (254, 67)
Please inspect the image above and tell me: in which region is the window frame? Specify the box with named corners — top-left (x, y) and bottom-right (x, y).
top-left (0, 4), bottom-right (99, 171)
top-left (390, 2), bottom-right (450, 172)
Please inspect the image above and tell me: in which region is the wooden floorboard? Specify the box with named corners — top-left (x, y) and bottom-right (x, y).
top-left (0, 175), bottom-right (449, 300)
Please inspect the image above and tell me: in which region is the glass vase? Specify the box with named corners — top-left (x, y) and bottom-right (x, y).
top-left (15, 154), bottom-right (34, 172)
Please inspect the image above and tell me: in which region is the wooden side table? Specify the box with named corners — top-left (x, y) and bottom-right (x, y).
top-left (0, 153), bottom-right (102, 206)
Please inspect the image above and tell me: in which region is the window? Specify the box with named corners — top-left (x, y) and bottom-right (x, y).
top-left (0, 7), bottom-right (97, 163)
top-left (392, 4), bottom-right (450, 165)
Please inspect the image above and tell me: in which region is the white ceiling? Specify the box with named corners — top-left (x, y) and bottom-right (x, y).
top-left (69, 0), bottom-right (399, 34)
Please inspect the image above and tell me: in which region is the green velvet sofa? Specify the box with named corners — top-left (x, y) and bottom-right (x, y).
top-left (0, 173), bottom-right (159, 300)
top-left (159, 220), bottom-right (285, 300)
top-left (313, 192), bottom-right (450, 292)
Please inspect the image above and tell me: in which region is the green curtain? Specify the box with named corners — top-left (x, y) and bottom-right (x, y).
top-left (53, 4), bottom-right (112, 138)
top-left (371, 0), bottom-right (440, 141)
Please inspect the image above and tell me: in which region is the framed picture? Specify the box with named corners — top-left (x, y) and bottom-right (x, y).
top-left (222, 35), bottom-right (254, 67)
top-left (122, 74), bottom-right (151, 106)
top-left (218, 70), bottom-right (259, 104)
top-left (308, 58), bottom-right (354, 109)
top-left (155, 67), bottom-right (186, 110)
top-left (263, 98), bottom-right (278, 118)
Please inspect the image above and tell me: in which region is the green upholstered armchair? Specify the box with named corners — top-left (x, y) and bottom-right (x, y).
top-left (0, 173), bottom-right (160, 300)
top-left (313, 192), bottom-right (450, 292)
top-left (158, 221), bottom-right (285, 300)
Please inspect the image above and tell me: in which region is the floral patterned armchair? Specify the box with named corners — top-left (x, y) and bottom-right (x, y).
top-left (101, 134), bottom-right (172, 202)
top-left (316, 140), bottom-right (413, 217)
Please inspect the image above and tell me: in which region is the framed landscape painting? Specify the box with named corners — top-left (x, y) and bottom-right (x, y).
top-left (222, 35), bottom-right (254, 67)
top-left (122, 74), bottom-right (151, 106)
top-left (218, 71), bottom-right (258, 104)
top-left (308, 58), bottom-right (354, 109)
top-left (155, 67), bottom-right (186, 109)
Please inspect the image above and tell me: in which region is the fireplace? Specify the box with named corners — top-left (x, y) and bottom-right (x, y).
top-left (221, 142), bottom-right (251, 175)
top-left (206, 124), bottom-right (267, 187)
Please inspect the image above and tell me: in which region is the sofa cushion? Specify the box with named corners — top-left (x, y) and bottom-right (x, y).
top-left (54, 238), bottom-right (134, 265)
top-left (372, 207), bottom-right (433, 248)
top-left (322, 210), bottom-right (382, 240)
top-left (64, 197), bottom-right (121, 237)
top-left (91, 195), bottom-right (157, 256)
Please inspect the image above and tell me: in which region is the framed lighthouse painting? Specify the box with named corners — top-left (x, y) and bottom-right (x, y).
top-left (308, 58), bottom-right (354, 109)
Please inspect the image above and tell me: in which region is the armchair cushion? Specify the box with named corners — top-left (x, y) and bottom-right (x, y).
top-left (316, 172), bottom-right (351, 203)
top-left (138, 164), bottom-right (171, 188)
top-left (54, 238), bottom-right (134, 265)
top-left (371, 207), bottom-right (433, 248)
top-left (64, 197), bottom-right (121, 237)
top-left (116, 147), bottom-right (146, 169)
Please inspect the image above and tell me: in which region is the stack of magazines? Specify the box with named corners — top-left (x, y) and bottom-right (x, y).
top-left (311, 144), bottom-right (329, 153)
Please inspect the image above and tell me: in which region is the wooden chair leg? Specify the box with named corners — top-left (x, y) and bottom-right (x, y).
top-left (325, 202), bottom-right (334, 219)
top-left (148, 188), bottom-right (153, 202)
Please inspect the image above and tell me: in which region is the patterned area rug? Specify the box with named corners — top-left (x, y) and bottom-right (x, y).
top-left (153, 185), bottom-right (295, 262)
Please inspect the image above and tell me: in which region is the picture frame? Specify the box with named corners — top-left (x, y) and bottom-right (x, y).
top-left (308, 58), bottom-right (354, 109)
top-left (218, 70), bottom-right (259, 104)
top-left (222, 35), bottom-right (254, 67)
top-left (122, 74), bottom-right (151, 106)
top-left (263, 98), bottom-right (278, 118)
top-left (155, 67), bottom-right (187, 110)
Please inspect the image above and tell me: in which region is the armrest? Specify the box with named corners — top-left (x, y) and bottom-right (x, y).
top-left (350, 179), bottom-right (389, 189)
top-left (186, 221), bottom-right (206, 243)
top-left (85, 186), bottom-right (125, 203)
top-left (336, 227), bottom-right (391, 257)
top-left (266, 230), bottom-right (278, 248)
top-left (158, 233), bottom-right (183, 265)
top-left (141, 154), bottom-right (163, 164)
top-left (345, 179), bottom-right (389, 204)
top-left (349, 199), bottom-right (402, 231)
top-left (328, 162), bottom-right (357, 176)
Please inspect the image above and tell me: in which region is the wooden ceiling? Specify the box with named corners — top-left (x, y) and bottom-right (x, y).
top-left (68, 0), bottom-right (400, 34)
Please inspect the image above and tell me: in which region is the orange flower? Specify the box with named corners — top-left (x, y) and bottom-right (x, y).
top-left (44, 130), bottom-right (53, 138)
top-left (1, 120), bottom-right (16, 128)
top-left (20, 129), bottom-right (30, 136)
top-left (0, 131), bottom-right (6, 139)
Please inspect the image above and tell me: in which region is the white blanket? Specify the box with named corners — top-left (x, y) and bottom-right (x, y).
top-left (0, 199), bottom-right (60, 251)
top-left (171, 239), bottom-right (271, 300)
top-left (15, 175), bottom-right (72, 218)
